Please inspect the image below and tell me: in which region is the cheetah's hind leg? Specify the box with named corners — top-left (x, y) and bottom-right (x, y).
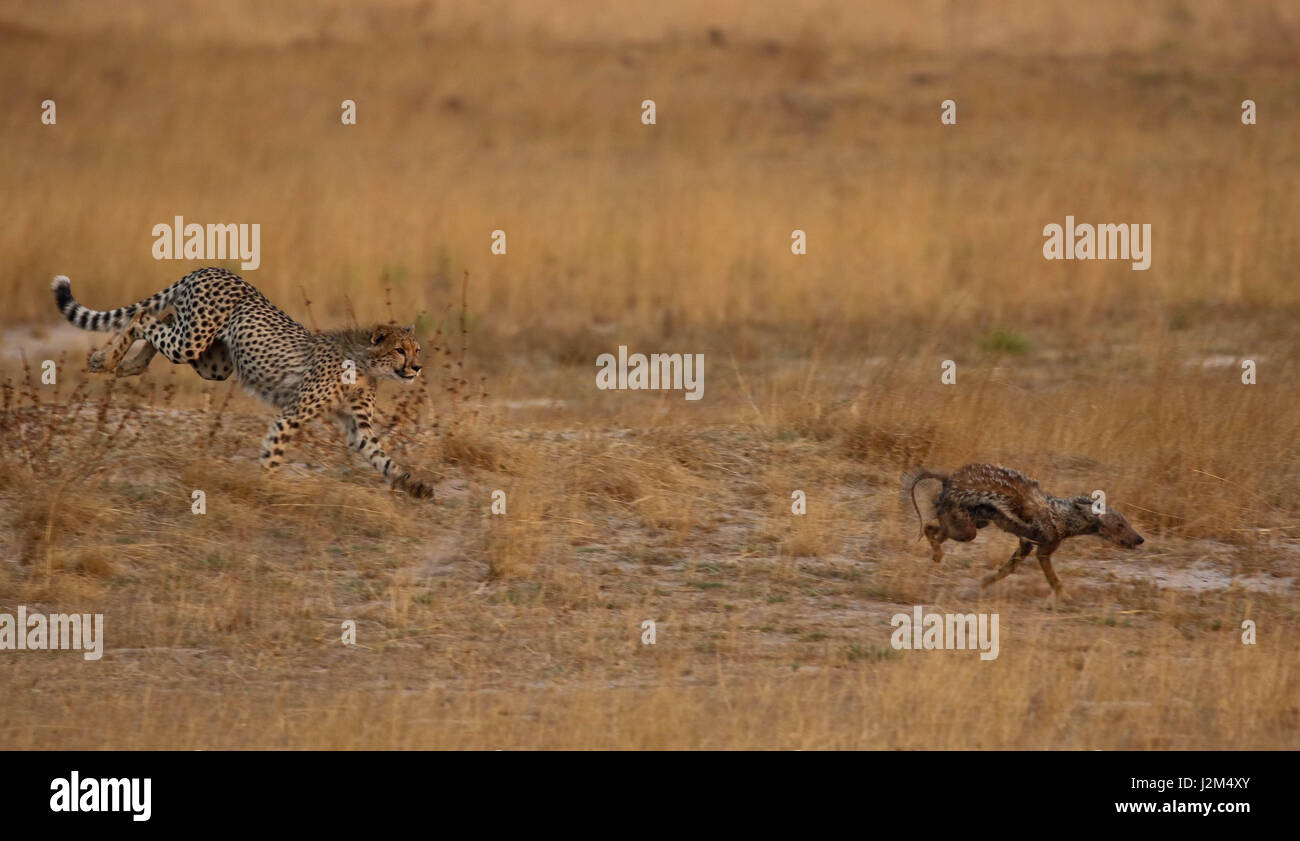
top-left (88, 311), bottom-right (145, 373)
top-left (114, 338), bottom-right (160, 377)
top-left (89, 311), bottom-right (177, 377)
top-left (189, 338), bottom-right (234, 381)
top-left (392, 471), bottom-right (436, 500)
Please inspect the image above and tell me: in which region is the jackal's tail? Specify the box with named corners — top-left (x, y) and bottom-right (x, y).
top-left (51, 275), bottom-right (184, 332)
top-left (901, 468), bottom-right (949, 540)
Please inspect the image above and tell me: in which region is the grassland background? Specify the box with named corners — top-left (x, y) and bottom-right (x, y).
top-left (0, 0), bottom-right (1297, 749)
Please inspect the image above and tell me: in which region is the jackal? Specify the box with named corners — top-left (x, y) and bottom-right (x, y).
top-left (903, 463), bottom-right (1143, 597)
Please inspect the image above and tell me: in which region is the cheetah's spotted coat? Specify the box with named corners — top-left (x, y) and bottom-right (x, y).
top-left (52, 268), bottom-right (433, 498)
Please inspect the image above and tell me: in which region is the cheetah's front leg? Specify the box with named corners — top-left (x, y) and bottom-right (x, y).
top-left (260, 403), bottom-right (321, 473)
top-left (337, 391), bottom-right (434, 499)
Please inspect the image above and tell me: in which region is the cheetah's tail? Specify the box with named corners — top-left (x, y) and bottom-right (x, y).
top-left (51, 274), bottom-right (183, 332)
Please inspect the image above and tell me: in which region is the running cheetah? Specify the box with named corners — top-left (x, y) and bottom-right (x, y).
top-left (52, 267), bottom-right (434, 498)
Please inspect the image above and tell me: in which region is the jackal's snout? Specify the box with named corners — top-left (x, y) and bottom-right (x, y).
top-left (1099, 509), bottom-right (1144, 548)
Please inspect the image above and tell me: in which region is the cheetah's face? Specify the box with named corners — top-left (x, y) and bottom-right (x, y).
top-left (369, 325), bottom-right (423, 383)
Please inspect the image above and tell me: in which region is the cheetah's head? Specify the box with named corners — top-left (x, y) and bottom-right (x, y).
top-left (369, 324), bottom-right (423, 382)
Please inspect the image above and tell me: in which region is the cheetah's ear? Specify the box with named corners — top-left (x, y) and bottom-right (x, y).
top-left (370, 327), bottom-right (384, 345)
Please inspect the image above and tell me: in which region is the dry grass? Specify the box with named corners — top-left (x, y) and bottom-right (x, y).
top-left (2, 347), bottom-right (1296, 748)
top-left (0, 1), bottom-right (1298, 749)
top-left (4, 2), bottom-right (1300, 333)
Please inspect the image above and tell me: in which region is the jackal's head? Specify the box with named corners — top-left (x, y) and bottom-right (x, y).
top-left (1074, 497), bottom-right (1144, 548)
top-left (368, 324), bottom-right (423, 382)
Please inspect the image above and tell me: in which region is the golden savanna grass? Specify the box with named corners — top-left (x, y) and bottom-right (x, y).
top-left (0, 0), bottom-right (1297, 749)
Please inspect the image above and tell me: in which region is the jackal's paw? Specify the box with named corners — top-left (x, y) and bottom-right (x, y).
top-left (392, 472), bottom-right (436, 501)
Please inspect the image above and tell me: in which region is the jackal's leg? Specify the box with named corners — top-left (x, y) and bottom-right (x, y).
top-left (981, 538), bottom-right (1034, 588)
top-left (1035, 540), bottom-right (1065, 597)
top-left (941, 506), bottom-right (980, 542)
top-left (924, 522), bottom-right (946, 562)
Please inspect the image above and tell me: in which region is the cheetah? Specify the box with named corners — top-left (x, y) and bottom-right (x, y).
top-left (903, 463), bottom-right (1143, 598)
top-left (52, 267), bottom-right (434, 498)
